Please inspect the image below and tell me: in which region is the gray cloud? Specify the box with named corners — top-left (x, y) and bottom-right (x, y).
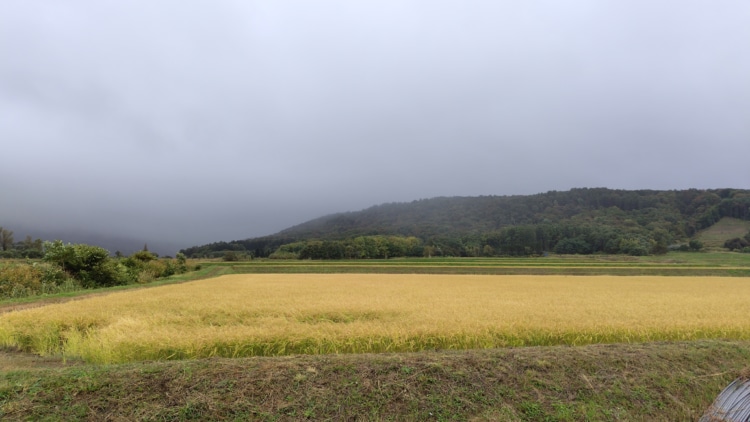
top-left (2, 1), bottom-right (749, 252)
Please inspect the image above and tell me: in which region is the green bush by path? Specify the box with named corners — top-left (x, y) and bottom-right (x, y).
top-left (0, 244), bottom-right (196, 300)
top-left (0, 262), bottom-right (77, 298)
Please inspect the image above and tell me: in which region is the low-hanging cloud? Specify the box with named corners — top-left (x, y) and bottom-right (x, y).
top-left (2, 1), bottom-right (749, 252)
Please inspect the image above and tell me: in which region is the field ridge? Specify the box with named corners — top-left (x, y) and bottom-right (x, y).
top-left (2, 340), bottom-right (748, 421)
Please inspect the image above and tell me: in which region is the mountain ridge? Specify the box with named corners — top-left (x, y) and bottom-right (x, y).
top-left (181, 187), bottom-right (750, 258)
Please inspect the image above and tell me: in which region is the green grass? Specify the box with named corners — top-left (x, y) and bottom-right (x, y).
top-left (217, 251), bottom-right (750, 277)
top-left (696, 217), bottom-right (750, 248)
top-left (1, 340), bottom-right (748, 421)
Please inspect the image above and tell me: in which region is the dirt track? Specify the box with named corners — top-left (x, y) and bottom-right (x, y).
top-left (0, 295), bottom-right (103, 371)
top-left (0, 292), bottom-right (112, 315)
top-left (0, 348), bottom-right (83, 371)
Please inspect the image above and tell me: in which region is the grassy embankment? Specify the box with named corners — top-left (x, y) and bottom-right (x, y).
top-left (2, 340), bottom-right (749, 420)
top-left (222, 251), bottom-right (750, 277)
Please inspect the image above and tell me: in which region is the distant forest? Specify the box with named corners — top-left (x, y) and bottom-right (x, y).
top-left (180, 188), bottom-right (750, 259)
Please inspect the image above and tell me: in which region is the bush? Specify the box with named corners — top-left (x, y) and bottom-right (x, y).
top-left (131, 250), bottom-right (157, 262)
top-left (0, 263), bottom-right (78, 299)
top-left (617, 236), bottom-right (652, 256)
top-left (268, 250), bottom-right (299, 259)
top-left (43, 241), bottom-right (126, 288)
top-left (553, 238), bottom-right (592, 255)
top-left (724, 237), bottom-right (749, 251)
top-left (120, 254), bottom-right (190, 283)
top-left (175, 253), bottom-right (188, 273)
top-left (0, 250), bottom-right (21, 259)
top-left (35, 262), bottom-right (68, 285)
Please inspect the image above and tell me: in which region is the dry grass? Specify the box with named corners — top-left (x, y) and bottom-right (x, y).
top-left (4, 341), bottom-right (749, 421)
top-left (696, 217), bottom-right (750, 248)
top-left (2, 274), bottom-right (750, 363)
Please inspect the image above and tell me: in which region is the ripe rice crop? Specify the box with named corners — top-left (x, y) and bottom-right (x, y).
top-left (1, 274), bottom-right (749, 363)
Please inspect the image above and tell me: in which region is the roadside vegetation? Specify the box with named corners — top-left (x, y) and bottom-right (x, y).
top-left (0, 240), bottom-right (198, 301)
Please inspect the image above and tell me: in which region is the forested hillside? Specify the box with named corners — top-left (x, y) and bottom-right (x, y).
top-left (181, 188), bottom-right (750, 258)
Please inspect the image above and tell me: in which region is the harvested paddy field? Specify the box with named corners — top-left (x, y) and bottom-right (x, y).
top-left (2, 274), bottom-right (750, 364)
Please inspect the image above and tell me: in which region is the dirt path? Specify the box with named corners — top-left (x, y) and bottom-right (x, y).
top-left (0, 292), bottom-right (114, 315)
top-left (0, 268), bottom-right (229, 371)
top-left (0, 348), bottom-right (83, 371)
top-left (0, 296), bottom-right (95, 371)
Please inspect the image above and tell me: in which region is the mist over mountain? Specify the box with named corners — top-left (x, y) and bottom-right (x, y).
top-left (4, 224), bottom-right (184, 257)
top-left (3, 3), bottom-right (749, 254)
top-left (181, 188), bottom-right (750, 258)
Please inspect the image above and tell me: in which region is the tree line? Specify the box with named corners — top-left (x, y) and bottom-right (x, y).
top-left (0, 226), bottom-right (44, 258)
top-left (261, 224), bottom-right (705, 260)
top-left (181, 188), bottom-right (750, 259)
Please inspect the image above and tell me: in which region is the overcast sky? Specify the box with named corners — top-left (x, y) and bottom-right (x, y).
top-left (2, 1), bottom-right (749, 252)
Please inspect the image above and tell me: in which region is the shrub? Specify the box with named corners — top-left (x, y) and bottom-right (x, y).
top-left (131, 250), bottom-right (157, 262)
top-left (0, 263), bottom-right (78, 299)
top-left (268, 250), bottom-right (299, 259)
top-left (725, 237), bottom-right (749, 251)
top-left (688, 239), bottom-right (704, 252)
top-left (0, 250), bottom-right (20, 259)
top-left (34, 262), bottom-right (68, 285)
top-left (618, 236), bottom-right (652, 256)
top-left (43, 241), bottom-right (125, 288)
top-left (554, 238), bottom-right (592, 255)
top-left (175, 253), bottom-right (188, 273)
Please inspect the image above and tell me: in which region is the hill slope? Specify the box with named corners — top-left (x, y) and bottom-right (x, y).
top-left (181, 188), bottom-right (750, 258)
top-left (695, 217), bottom-right (750, 249)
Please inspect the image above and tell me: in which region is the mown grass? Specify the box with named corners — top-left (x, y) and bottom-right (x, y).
top-left (229, 264), bottom-right (750, 276)
top-left (696, 217), bottom-right (750, 248)
top-left (1, 340), bottom-right (748, 421)
top-left (237, 251), bottom-right (750, 267)
top-left (220, 251), bottom-right (750, 277)
top-left (3, 274), bottom-right (750, 364)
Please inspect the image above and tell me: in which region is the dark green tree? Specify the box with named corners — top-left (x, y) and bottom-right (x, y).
top-left (553, 238), bottom-right (592, 255)
top-left (43, 241), bottom-right (123, 288)
top-left (0, 227), bottom-right (13, 251)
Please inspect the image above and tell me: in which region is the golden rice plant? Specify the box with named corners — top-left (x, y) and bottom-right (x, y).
top-left (1, 274), bottom-right (749, 363)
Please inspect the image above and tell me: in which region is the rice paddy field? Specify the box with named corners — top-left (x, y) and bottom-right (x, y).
top-left (2, 272), bottom-right (750, 364)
